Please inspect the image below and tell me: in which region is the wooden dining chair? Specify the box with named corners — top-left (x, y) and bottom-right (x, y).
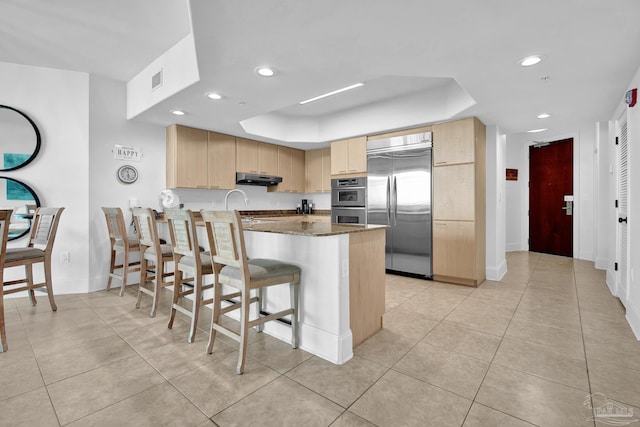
top-left (201, 209), bottom-right (301, 374)
top-left (102, 207), bottom-right (141, 296)
top-left (132, 207), bottom-right (174, 317)
top-left (0, 209), bottom-right (13, 352)
top-left (3, 207), bottom-right (65, 314)
top-left (165, 209), bottom-right (213, 343)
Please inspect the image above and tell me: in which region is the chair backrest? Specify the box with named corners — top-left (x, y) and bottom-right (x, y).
top-left (102, 207), bottom-right (128, 242)
top-left (165, 209), bottom-right (201, 264)
top-left (201, 210), bottom-right (249, 281)
top-left (131, 207), bottom-right (160, 251)
top-left (28, 207), bottom-right (65, 253)
top-left (0, 209), bottom-right (13, 267)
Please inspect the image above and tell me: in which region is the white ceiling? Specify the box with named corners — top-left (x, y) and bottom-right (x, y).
top-left (2, 0), bottom-right (640, 148)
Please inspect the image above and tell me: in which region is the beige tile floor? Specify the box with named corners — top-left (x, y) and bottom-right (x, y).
top-left (1, 251), bottom-right (639, 426)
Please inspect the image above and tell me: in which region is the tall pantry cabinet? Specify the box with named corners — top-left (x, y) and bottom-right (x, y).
top-left (432, 117), bottom-right (486, 286)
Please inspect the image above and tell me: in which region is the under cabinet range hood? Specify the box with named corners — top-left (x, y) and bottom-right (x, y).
top-left (235, 172), bottom-right (283, 186)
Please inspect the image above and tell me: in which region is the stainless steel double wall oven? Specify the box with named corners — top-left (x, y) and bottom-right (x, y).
top-left (330, 177), bottom-right (367, 224)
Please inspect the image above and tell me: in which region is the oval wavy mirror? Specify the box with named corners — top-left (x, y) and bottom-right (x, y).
top-left (0, 105), bottom-right (41, 171)
top-left (0, 177), bottom-right (41, 240)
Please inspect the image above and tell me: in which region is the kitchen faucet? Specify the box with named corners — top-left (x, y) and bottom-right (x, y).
top-left (224, 189), bottom-right (249, 210)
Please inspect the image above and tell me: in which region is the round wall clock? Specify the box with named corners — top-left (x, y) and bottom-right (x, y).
top-left (117, 165), bottom-right (138, 184)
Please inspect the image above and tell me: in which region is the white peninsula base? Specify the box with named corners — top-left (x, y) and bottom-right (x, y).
top-left (243, 225), bottom-right (386, 364)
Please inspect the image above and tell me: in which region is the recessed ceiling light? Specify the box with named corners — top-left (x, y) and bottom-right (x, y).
top-left (527, 128), bottom-right (547, 133)
top-left (299, 82), bottom-right (365, 105)
top-left (170, 109), bottom-right (185, 116)
top-left (206, 92), bottom-right (223, 100)
top-left (537, 113), bottom-right (551, 119)
top-left (255, 66), bottom-right (276, 77)
top-left (519, 55), bottom-right (542, 67)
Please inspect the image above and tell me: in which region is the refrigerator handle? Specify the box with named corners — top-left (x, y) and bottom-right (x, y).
top-left (393, 176), bottom-right (398, 226)
top-left (386, 176), bottom-right (391, 225)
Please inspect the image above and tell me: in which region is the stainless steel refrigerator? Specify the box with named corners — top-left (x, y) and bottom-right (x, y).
top-left (367, 132), bottom-right (432, 278)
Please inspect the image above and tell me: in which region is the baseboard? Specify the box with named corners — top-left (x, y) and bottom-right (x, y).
top-left (626, 303), bottom-right (640, 341)
top-left (605, 269), bottom-right (618, 297)
top-left (506, 242), bottom-right (525, 252)
top-left (486, 259), bottom-right (507, 281)
top-left (595, 257), bottom-right (609, 271)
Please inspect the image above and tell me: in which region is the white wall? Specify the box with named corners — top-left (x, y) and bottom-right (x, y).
top-left (88, 75), bottom-right (169, 291)
top-left (504, 126), bottom-right (597, 261)
top-left (505, 138), bottom-right (523, 252)
top-left (594, 121), bottom-right (611, 270)
top-left (0, 61), bottom-right (90, 294)
top-left (485, 125), bottom-right (507, 280)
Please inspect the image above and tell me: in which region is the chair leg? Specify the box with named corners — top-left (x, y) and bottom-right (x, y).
top-left (188, 275), bottom-right (201, 344)
top-left (207, 280), bottom-right (222, 354)
top-left (149, 259), bottom-right (161, 318)
top-left (106, 249), bottom-right (116, 290)
top-left (168, 269), bottom-right (182, 329)
top-left (237, 290), bottom-right (251, 375)
top-left (256, 287), bottom-right (265, 333)
top-left (43, 256), bottom-right (57, 312)
top-left (119, 250), bottom-right (129, 297)
top-left (290, 279), bottom-right (300, 349)
top-left (135, 257), bottom-right (148, 309)
top-left (25, 265), bottom-right (36, 306)
top-left (0, 285), bottom-right (7, 352)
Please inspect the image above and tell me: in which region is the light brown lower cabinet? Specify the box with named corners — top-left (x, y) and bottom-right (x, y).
top-left (433, 220), bottom-right (480, 286)
top-left (349, 228), bottom-right (385, 346)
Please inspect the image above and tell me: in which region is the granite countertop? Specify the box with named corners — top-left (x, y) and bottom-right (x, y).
top-left (239, 209), bottom-right (330, 217)
top-left (242, 220), bottom-right (387, 236)
top-left (156, 209), bottom-right (329, 221)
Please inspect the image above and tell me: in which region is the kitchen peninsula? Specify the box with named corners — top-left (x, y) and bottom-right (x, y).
top-left (241, 220), bottom-right (387, 364)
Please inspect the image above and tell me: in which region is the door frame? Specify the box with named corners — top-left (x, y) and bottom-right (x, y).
top-left (520, 132), bottom-right (580, 257)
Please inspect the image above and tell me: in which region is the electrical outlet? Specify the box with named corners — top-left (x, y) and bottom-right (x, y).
top-left (60, 251), bottom-right (70, 263)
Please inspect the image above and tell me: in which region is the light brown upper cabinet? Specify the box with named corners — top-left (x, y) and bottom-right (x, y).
top-left (269, 146), bottom-right (305, 193)
top-left (305, 147), bottom-right (331, 193)
top-left (207, 131), bottom-right (237, 189)
top-left (433, 118), bottom-right (476, 165)
top-left (331, 136), bottom-right (367, 177)
top-left (291, 148), bottom-right (305, 193)
top-left (166, 125), bottom-right (210, 189)
top-left (236, 138), bottom-right (278, 175)
top-left (432, 117), bottom-right (486, 286)
top-left (166, 125), bottom-right (237, 190)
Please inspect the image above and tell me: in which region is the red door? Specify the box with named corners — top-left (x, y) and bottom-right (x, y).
top-left (529, 138), bottom-right (573, 256)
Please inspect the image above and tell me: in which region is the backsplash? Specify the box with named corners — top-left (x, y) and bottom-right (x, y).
top-left (158, 185), bottom-right (331, 212)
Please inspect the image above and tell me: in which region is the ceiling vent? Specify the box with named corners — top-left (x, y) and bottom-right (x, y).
top-left (151, 69), bottom-right (163, 90)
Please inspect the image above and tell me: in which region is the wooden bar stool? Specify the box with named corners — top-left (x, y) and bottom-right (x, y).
top-left (201, 209), bottom-right (301, 374)
top-left (165, 209), bottom-right (213, 343)
top-left (102, 207), bottom-right (141, 296)
top-left (3, 207), bottom-right (65, 312)
top-left (131, 208), bottom-right (174, 317)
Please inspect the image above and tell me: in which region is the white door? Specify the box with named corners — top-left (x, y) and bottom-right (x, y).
top-left (616, 117), bottom-right (630, 307)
